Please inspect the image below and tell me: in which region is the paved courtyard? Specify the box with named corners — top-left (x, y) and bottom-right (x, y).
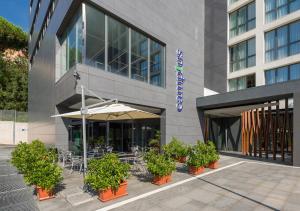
top-left (0, 145), bottom-right (39, 211)
top-left (1, 145), bottom-right (300, 211)
top-left (37, 156), bottom-right (300, 211)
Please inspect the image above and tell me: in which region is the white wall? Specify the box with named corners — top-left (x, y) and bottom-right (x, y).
top-left (0, 121), bottom-right (28, 145)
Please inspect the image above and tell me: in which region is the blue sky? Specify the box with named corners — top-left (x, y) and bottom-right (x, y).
top-left (0, 0), bottom-right (28, 32)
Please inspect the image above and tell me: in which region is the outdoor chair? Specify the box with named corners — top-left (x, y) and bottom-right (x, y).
top-left (70, 155), bottom-right (83, 173)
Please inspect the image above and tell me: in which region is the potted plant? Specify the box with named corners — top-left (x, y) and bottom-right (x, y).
top-left (144, 150), bottom-right (176, 185)
top-left (85, 153), bottom-right (130, 202)
top-left (28, 159), bottom-right (63, 201)
top-left (11, 140), bottom-right (63, 201)
top-left (148, 130), bottom-right (161, 151)
top-left (163, 137), bottom-right (188, 163)
top-left (207, 141), bottom-right (220, 169)
top-left (187, 141), bottom-right (208, 175)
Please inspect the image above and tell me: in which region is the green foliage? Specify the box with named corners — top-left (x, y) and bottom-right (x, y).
top-left (144, 149), bottom-right (176, 177)
top-left (26, 159), bottom-right (62, 190)
top-left (0, 17), bottom-right (27, 50)
top-left (207, 141), bottom-right (220, 163)
top-left (187, 141), bottom-right (209, 168)
top-left (0, 54), bottom-right (28, 111)
top-left (0, 17), bottom-right (28, 112)
top-left (11, 140), bottom-right (62, 190)
top-left (148, 130), bottom-right (161, 151)
top-left (163, 137), bottom-right (188, 159)
top-left (85, 153), bottom-right (130, 191)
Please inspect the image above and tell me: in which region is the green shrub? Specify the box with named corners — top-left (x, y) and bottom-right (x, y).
top-left (145, 149), bottom-right (176, 177)
top-left (11, 140), bottom-right (62, 190)
top-left (148, 130), bottom-right (161, 150)
top-left (187, 141), bottom-right (209, 168)
top-left (163, 137), bottom-right (188, 159)
top-left (207, 141), bottom-right (220, 163)
top-left (85, 153), bottom-right (130, 191)
top-left (26, 159), bottom-right (62, 190)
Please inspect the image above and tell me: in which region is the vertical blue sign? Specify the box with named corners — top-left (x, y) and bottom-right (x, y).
top-left (176, 49), bottom-right (185, 112)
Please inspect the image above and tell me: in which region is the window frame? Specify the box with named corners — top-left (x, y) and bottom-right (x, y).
top-left (265, 62), bottom-right (300, 84)
top-left (265, 0), bottom-right (300, 23)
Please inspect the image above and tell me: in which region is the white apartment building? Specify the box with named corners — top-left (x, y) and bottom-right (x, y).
top-left (227, 0), bottom-right (300, 91)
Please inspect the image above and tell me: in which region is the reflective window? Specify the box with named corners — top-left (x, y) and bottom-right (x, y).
top-left (265, 0), bottom-right (300, 23)
top-left (107, 17), bottom-right (129, 77)
top-left (265, 20), bottom-right (300, 62)
top-left (229, 74), bottom-right (255, 91)
top-left (131, 30), bottom-right (148, 82)
top-left (59, 10), bottom-right (82, 78)
top-left (229, 2), bottom-right (256, 38)
top-left (85, 5), bottom-right (105, 70)
top-left (265, 62), bottom-right (300, 84)
top-left (150, 40), bottom-right (165, 87)
top-left (230, 38), bottom-right (256, 72)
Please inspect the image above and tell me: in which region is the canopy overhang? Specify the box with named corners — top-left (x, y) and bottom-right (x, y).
top-left (52, 103), bottom-right (160, 121)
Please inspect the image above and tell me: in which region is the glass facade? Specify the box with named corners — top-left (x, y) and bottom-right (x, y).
top-left (229, 74), bottom-right (255, 91)
top-left (265, 20), bottom-right (300, 62)
top-left (58, 4), bottom-right (165, 87)
top-left (265, 63), bottom-right (300, 84)
top-left (59, 10), bottom-right (83, 79)
top-left (150, 40), bottom-right (165, 86)
top-left (131, 30), bottom-right (148, 82)
top-left (230, 38), bottom-right (256, 72)
top-left (229, 2), bottom-right (256, 38)
top-left (108, 17), bottom-right (129, 77)
top-left (85, 5), bottom-right (105, 69)
top-left (265, 0), bottom-right (300, 23)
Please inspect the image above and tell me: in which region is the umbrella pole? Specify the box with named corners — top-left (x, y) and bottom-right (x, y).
top-left (81, 86), bottom-right (88, 177)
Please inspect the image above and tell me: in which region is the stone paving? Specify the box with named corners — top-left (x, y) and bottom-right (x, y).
top-left (0, 146), bottom-right (39, 211)
top-left (2, 144), bottom-right (300, 211)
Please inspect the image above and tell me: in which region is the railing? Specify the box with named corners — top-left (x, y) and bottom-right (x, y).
top-left (0, 110), bottom-right (28, 122)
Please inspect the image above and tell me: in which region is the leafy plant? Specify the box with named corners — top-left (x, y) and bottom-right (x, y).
top-left (163, 137), bottom-right (188, 159)
top-left (26, 159), bottom-right (62, 190)
top-left (187, 141), bottom-right (209, 168)
top-left (145, 150), bottom-right (176, 177)
top-left (148, 130), bottom-right (161, 150)
top-left (11, 140), bottom-right (63, 190)
top-left (207, 141), bottom-right (220, 163)
top-left (85, 153), bottom-right (130, 191)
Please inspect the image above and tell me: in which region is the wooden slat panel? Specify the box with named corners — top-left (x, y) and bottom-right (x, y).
top-left (259, 108), bottom-right (262, 158)
top-left (275, 101), bottom-right (279, 160)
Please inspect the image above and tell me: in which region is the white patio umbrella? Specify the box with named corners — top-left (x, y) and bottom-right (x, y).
top-left (51, 103), bottom-right (160, 120)
top-left (51, 99), bottom-right (160, 176)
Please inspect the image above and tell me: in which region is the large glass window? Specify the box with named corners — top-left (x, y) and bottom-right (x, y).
top-left (131, 30), bottom-right (148, 82)
top-left (230, 38), bottom-right (256, 72)
top-left (265, 0), bottom-right (300, 23)
top-left (150, 40), bottom-right (165, 87)
top-left (229, 74), bottom-right (255, 91)
top-left (58, 4), bottom-right (166, 87)
top-left (59, 10), bottom-right (83, 79)
top-left (85, 5), bottom-right (105, 70)
top-left (107, 17), bottom-right (129, 77)
top-left (265, 62), bottom-right (300, 84)
top-left (265, 20), bottom-right (300, 62)
top-left (229, 2), bottom-right (256, 38)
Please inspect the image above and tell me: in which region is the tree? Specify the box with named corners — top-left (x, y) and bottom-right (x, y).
top-left (0, 17), bottom-right (28, 111)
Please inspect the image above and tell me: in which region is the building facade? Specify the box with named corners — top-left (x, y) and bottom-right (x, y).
top-left (227, 0), bottom-right (300, 91)
top-left (28, 0), bottom-right (227, 152)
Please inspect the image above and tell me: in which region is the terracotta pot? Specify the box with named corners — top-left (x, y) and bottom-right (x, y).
top-left (208, 161), bottom-right (219, 169)
top-left (98, 181), bottom-right (128, 202)
top-left (176, 156), bottom-right (187, 163)
top-left (152, 175), bottom-right (172, 185)
top-left (188, 166), bottom-right (205, 175)
top-left (36, 186), bottom-right (54, 201)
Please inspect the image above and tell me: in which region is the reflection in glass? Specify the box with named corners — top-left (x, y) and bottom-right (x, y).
top-left (150, 40), bottom-right (165, 87)
top-left (131, 30), bottom-right (148, 82)
top-left (85, 5), bottom-right (105, 70)
top-left (107, 17), bottom-right (129, 77)
top-left (59, 10), bottom-right (82, 80)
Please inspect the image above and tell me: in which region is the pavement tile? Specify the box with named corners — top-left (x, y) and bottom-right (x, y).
top-left (186, 188), bottom-right (221, 204)
top-left (283, 202), bottom-right (300, 211)
top-left (262, 196), bottom-right (285, 210)
top-left (161, 195), bottom-right (192, 208)
top-left (177, 199), bottom-right (206, 211)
